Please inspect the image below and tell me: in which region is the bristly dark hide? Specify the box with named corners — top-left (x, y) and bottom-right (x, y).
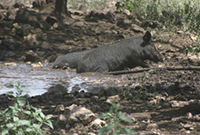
top-left (77, 31), bottom-right (163, 73)
top-left (52, 50), bottom-right (91, 69)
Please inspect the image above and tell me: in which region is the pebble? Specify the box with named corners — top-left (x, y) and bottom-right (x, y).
top-left (147, 123), bottom-right (158, 129)
top-left (3, 62), bottom-right (17, 66)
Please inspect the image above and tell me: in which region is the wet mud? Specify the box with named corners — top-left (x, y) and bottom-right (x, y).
top-left (0, 1), bottom-right (200, 134)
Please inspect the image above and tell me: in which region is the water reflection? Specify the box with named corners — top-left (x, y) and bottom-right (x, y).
top-left (0, 64), bottom-right (112, 97)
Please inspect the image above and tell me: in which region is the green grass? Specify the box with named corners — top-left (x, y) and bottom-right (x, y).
top-left (115, 0), bottom-right (200, 55)
top-left (68, 0), bottom-right (200, 41)
top-left (116, 0), bottom-right (200, 33)
top-left (1, 0), bottom-right (35, 5)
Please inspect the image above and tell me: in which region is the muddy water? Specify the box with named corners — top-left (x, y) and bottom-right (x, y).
top-left (0, 64), bottom-right (119, 97)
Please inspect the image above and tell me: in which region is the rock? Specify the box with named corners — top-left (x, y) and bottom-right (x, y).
top-left (32, 0), bottom-right (45, 10)
top-left (89, 118), bottom-right (106, 130)
top-left (0, 40), bottom-right (21, 50)
top-left (73, 98), bottom-right (91, 105)
top-left (170, 100), bottom-right (189, 108)
top-left (25, 50), bottom-right (39, 62)
top-left (65, 104), bottom-right (77, 111)
top-left (161, 10), bottom-right (181, 25)
top-left (70, 9), bottom-right (84, 16)
top-left (13, 2), bottom-right (25, 8)
top-left (3, 62), bottom-right (17, 66)
top-left (186, 112), bottom-right (193, 119)
top-left (24, 33), bottom-right (40, 49)
top-left (147, 123), bottom-right (158, 129)
top-left (4, 10), bottom-right (15, 21)
top-left (99, 96), bottom-right (106, 101)
top-left (46, 15), bottom-right (58, 26)
top-left (174, 94), bottom-right (188, 101)
top-left (121, 112), bottom-right (137, 123)
top-left (58, 129), bottom-right (67, 135)
top-left (148, 95), bottom-right (168, 108)
top-left (65, 123), bottom-right (70, 129)
top-left (122, 9), bottom-right (131, 16)
top-left (75, 91), bottom-right (85, 98)
top-left (54, 104), bottom-right (65, 113)
top-left (73, 21), bottom-right (85, 27)
top-left (87, 132), bottom-right (96, 135)
top-left (14, 24), bottom-right (32, 38)
top-left (52, 22), bottom-right (64, 30)
top-left (14, 8), bottom-right (38, 24)
top-left (68, 106), bottom-right (96, 125)
top-left (56, 114), bottom-right (67, 124)
top-left (71, 85), bottom-right (81, 93)
top-left (91, 96), bottom-right (99, 102)
top-left (193, 114), bottom-right (200, 121)
top-left (85, 10), bottom-right (114, 22)
top-left (31, 62), bottom-right (43, 67)
top-left (141, 20), bottom-right (160, 28)
top-left (181, 123), bottom-right (194, 130)
top-left (0, 3), bottom-right (5, 9)
top-left (177, 30), bottom-right (183, 34)
top-left (105, 11), bottom-right (115, 22)
top-left (149, 99), bottom-right (160, 106)
top-left (130, 24), bottom-right (144, 33)
top-left (106, 95), bottom-right (120, 103)
top-left (37, 20), bottom-right (50, 30)
top-left (116, 19), bottom-right (131, 29)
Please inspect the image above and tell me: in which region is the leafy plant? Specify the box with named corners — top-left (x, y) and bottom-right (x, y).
top-left (134, 71), bottom-right (158, 99)
top-left (187, 46), bottom-right (200, 57)
top-left (115, 0), bottom-right (143, 13)
top-left (122, 71), bottom-right (157, 100)
top-left (122, 87), bottom-right (134, 100)
top-left (97, 103), bottom-right (136, 135)
top-left (0, 82), bottom-right (53, 135)
top-left (134, 71), bottom-right (148, 99)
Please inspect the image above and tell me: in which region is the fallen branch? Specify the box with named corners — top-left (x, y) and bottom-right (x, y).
top-left (106, 66), bottom-right (200, 75)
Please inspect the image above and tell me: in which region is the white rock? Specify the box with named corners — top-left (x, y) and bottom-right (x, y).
top-left (69, 106), bottom-right (95, 125)
top-left (106, 95), bottom-right (120, 103)
top-left (89, 118), bottom-right (106, 129)
top-left (170, 100), bottom-right (189, 108)
top-left (65, 104), bottom-right (77, 111)
top-left (4, 62), bottom-right (17, 66)
top-left (147, 123), bottom-right (158, 129)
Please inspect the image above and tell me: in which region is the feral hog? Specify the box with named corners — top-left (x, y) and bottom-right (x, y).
top-left (77, 31), bottom-right (163, 73)
top-left (52, 50), bottom-right (90, 69)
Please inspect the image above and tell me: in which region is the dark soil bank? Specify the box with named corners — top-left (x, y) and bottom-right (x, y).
top-left (0, 1), bottom-right (200, 135)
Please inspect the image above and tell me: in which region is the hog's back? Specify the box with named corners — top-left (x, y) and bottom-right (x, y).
top-left (52, 50), bottom-right (90, 69)
top-left (77, 36), bottom-right (144, 73)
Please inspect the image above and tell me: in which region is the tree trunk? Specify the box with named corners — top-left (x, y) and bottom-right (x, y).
top-left (55, 0), bottom-right (70, 16)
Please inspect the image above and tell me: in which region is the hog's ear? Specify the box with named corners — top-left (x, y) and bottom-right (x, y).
top-left (143, 31), bottom-right (151, 43)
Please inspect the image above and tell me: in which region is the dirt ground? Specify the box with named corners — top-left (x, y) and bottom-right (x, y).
top-left (1, 1), bottom-right (200, 135)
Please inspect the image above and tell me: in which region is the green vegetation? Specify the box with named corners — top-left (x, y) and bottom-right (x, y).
top-left (1, 0), bottom-right (35, 5)
top-left (116, 0), bottom-right (200, 33)
top-left (0, 82), bottom-right (53, 135)
top-left (187, 46), bottom-right (200, 57)
top-left (68, 0), bottom-right (110, 10)
top-left (135, 71), bottom-right (157, 99)
top-left (123, 71), bottom-right (158, 100)
top-left (97, 102), bottom-right (136, 135)
top-left (116, 0), bottom-right (200, 55)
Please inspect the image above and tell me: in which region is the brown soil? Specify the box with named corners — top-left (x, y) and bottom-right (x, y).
top-left (0, 1), bottom-right (200, 135)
